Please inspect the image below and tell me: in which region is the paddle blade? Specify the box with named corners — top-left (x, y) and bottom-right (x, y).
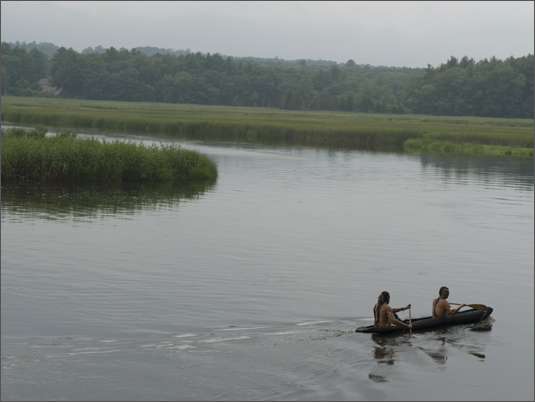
top-left (451, 302), bottom-right (488, 310)
top-left (467, 304), bottom-right (488, 311)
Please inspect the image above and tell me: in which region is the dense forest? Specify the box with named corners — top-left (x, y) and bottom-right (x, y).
top-left (1, 41), bottom-right (533, 118)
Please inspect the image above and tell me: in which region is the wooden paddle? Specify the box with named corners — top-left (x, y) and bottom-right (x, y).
top-left (450, 303), bottom-right (488, 311)
top-left (409, 306), bottom-right (412, 338)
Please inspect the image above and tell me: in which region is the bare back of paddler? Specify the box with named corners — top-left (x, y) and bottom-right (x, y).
top-left (432, 286), bottom-right (466, 318)
top-left (374, 291), bottom-right (412, 329)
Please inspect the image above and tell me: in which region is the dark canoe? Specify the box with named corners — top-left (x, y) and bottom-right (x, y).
top-left (355, 307), bottom-right (493, 334)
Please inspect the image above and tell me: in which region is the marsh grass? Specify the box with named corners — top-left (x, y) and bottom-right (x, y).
top-left (1, 126), bottom-right (218, 183)
top-left (404, 138), bottom-right (534, 159)
top-left (2, 96), bottom-right (533, 152)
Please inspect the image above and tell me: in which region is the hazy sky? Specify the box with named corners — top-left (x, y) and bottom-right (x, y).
top-left (2, 1), bottom-right (533, 67)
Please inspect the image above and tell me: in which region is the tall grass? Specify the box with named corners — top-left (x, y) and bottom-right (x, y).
top-left (2, 96), bottom-right (533, 150)
top-left (1, 127), bottom-right (218, 183)
top-left (404, 138), bottom-right (534, 159)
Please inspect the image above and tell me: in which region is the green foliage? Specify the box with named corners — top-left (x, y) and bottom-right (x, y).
top-left (6, 41), bottom-right (59, 58)
top-left (404, 138), bottom-right (534, 158)
top-left (2, 98), bottom-right (533, 157)
top-left (58, 128), bottom-right (77, 138)
top-left (1, 43), bottom-right (533, 119)
top-left (1, 42), bottom-right (50, 96)
top-left (26, 124), bottom-right (48, 138)
top-left (3, 127), bottom-right (27, 137)
top-left (1, 125), bottom-right (218, 183)
top-left (402, 55), bottom-right (534, 118)
top-left (1, 97), bottom-right (428, 149)
top-left (2, 41), bottom-right (424, 112)
top-left (2, 125), bottom-right (48, 138)
top-left (280, 90), bottom-right (305, 110)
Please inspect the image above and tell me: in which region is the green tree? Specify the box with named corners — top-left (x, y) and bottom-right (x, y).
top-left (50, 47), bottom-right (85, 97)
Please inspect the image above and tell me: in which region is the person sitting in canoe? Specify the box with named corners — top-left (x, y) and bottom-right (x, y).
top-left (373, 291), bottom-right (412, 329)
top-left (432, 286), bottom-right (466, 317)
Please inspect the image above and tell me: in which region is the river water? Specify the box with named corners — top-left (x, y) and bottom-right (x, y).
top-left (1, 129), bottom-right (533, 400)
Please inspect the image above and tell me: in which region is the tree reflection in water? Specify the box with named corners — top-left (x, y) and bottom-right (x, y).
top-left (1, 180), bottom-right (216, 221)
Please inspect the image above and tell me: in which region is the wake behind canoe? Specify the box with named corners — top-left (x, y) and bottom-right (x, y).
top-left (355, 307), bottom-right (493, 334)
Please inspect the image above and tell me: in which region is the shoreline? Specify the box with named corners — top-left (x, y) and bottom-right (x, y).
top-left (1, 126), bottom-right (218, 183)
top-left (2, 96), bottom-right (533, 159)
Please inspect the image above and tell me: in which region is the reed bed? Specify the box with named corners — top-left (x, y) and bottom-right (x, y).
top-left (2, 96), bottom-right (533, 151)
top-left (404, 138), bottom-right (534, 158)
top-left (1, 127), bottom-right (218, 183)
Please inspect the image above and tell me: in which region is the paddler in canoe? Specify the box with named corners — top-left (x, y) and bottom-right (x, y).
top-left (432, 286), bottom-right (466, 318)
top-left (373, 291), bottom-right (412, 330)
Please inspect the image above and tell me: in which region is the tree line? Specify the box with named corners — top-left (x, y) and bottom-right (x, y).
top-left (403, 55), bottom-right (534, 118)
top-left (1, 42), bottom-right (533, 118)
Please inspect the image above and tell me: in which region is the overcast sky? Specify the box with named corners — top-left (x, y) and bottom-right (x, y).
top-left (2, 1), bottom-right (533, 68)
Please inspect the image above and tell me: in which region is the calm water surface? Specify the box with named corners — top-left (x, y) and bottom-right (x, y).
top-left (2, 130), bottom-right (533, 400)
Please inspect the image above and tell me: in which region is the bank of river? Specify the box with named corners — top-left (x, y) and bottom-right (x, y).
top-left (2, 96), bottom-right (533, 157)
top-left (1, 126), bottom-right (218, 183)
top-left (1, 128), bottom-right (533, 400)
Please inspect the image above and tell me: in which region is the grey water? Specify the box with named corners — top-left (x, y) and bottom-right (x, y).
top-left (2, 129), bottom-right (534, 400)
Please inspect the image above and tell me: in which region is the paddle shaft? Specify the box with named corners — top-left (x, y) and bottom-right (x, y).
top-left (409, 307), bottom-right (412, 337)
top-left (450, 302), bottom-right (487, 311)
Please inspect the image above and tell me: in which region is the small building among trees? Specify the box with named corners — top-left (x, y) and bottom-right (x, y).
top-left (38, 78), bottom-right (61, 95)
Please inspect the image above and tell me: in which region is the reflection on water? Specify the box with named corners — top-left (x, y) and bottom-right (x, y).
top-left (419, 347), bottom-right (449, 365)
top-left (371, 333), bottom-right (403, 367)
top-left (369, 334), bottom-right (403, 383)
top-left (369, 320), bottom-right (492, 382)
top-left (1, 180), bottom-right (215, 221)
top-left (368, 373), bottom-right (389, 383)
top-left (1, 131), bottom-right (532, 400)
top-left (419, 154), bottom-right (534, 191)
top-left (373, 346), bottom-right (396, 364)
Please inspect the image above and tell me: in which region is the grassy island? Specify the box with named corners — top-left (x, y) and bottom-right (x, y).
top-left (403, 138), bottom-right (534, 158)
top-left (1, 126), bottom-right (218, 183)
top-left (1, 97), bottom-right (533, 158)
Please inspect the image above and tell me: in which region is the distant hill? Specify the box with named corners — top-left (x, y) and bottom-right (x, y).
top-left (5, 41), bottom-right (377, 70)
top-left (81, 45), bottom-right (192, 57)
top-left (6, 41), bottom-right (59, 58)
